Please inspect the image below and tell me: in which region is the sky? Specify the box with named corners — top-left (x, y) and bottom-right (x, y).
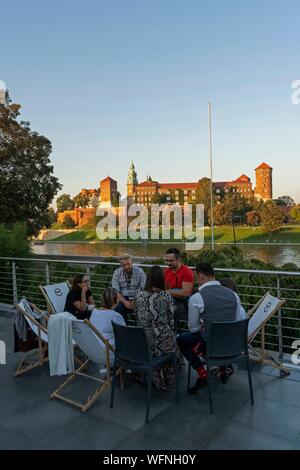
top-left (1, 0), bottom-right (300, 203)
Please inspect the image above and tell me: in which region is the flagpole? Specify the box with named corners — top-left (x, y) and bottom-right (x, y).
top-left (208, 101), bottom-right (215, 251)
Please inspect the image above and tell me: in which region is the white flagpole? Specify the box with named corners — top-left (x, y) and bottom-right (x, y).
top-left (208, 101), bottom-right (215, 251)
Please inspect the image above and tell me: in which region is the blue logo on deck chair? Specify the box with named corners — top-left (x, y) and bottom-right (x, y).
top-left (54, 288), bottom-right (63, 296)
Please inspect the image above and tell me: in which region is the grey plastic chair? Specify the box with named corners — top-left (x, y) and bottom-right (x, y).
top-left (110, 322), bottom-right (180, 423)
top-left (188, 318), bottom-right (254, 414)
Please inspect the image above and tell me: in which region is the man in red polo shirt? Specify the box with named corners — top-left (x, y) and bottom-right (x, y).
top-left (164, 248), bottom-right (194, 330)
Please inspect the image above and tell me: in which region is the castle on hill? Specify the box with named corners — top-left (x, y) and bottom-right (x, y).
top-left (57, 162), bottom-right (273, 227)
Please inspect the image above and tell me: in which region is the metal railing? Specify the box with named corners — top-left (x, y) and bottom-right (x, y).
top-left (1, 256), bottom-right (300, 363)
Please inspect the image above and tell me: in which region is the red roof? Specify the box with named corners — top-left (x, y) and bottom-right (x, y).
top-left (138, 180), bottom-right (159, 187)
top-left (233, 174), bottom-right (251, 183)
top-left (213, 181), bottom-right (228, 189)
top-left (255, 162), bottom-right (272, 170)
top-left (100, 176), bottom-right (117, 183)
top-left (159, 182), bottom-right (198, 190)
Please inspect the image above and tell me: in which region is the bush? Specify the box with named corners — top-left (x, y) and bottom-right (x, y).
top-left (61, 215), bottom-right (76, 229)
top-left (0, 223), bottom-right (32, 258)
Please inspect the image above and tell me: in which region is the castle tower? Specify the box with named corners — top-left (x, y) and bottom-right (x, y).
top-left (127, 161), bottom-right (138, 198)
top-left (254, 162), bottom-right (273, 201)
top-left (99, 176), bottom-right (118, 208)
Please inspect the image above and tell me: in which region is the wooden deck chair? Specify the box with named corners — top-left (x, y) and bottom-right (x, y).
top-left (14, 299), bottom-right (49, 377)
top-left (247, 291), bottom-right (288, 373)
top-left (39, 281), bottom-right (70, 314)
top-left (50, 319), bottom-right (123, 412)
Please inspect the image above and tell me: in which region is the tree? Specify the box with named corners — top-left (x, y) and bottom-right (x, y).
top-left (112, 191), bottom-right (121, 207)
top-left (73, 193), bottom-right (90, 208)
top-left (223, 192), bottom-right (249, 216)
top-left (0, 223), bottom-right (32, 257)
top-left (261, 201), bottom-right (284, 232)
top-left (208, 204), bottom-right (231, 226)
top-left (276, 195), bottom-right (296, 207)
top-left (61, 215), bottom-right (76, 229)
top-left (195, 177), bottom-right (215, 224)
top-left (0, 93), bottom-right (62, 235)
top-left (246, 210), bottom-right (261, 226)
top-left (290, 205), bottom-right (300, 224)
top-left (56, 193), bottom-right (75, 212)
top-left (178, 189), bottom-right (184, 205)
top-left (90, 195), bottom-right (99, 209)
top-left (45, 207), bottom-right (57, 227)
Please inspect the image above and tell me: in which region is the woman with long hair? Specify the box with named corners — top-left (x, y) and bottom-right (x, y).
top-left (64, 273), bottom-right (95, 319)
top-left (134, 265), bottom-right (178, 392)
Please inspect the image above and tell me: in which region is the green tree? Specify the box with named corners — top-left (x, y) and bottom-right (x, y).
top-left (290, 205), bottom-right (300, 224)
top-left (73, 193), bottom-right (90, 208)
top-left (223, 192), bottom-right (249, 217)
top-left (112, 191), bottom-right (121, 207)
top-left (195, 177), bottom-right (214, 223)
top-left (276, 195), bottom-right (295, 207)
top-left (0, 223), bottom-right (32, 257)
top-left (208, 203), bottom-right (231, 226)
top-left (0, 93), bottom-right (62, 235)
top-left (151, 193), bottom-right (161, 204)
top-left (246, 210), bottom-right (261, 226)
top-left (45, 207), bottom-right (57, 227)
top-left (56, 193), bottom-right (75, 212)
top-left (62, 215), bottom-right (76, 229)
top-left (261, 201), bottom-right (285, 232)
top-left (178, 189), bottom-right (185, 205)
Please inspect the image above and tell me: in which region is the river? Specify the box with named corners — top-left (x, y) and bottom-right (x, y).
top-left (32, 241), bottom-right (300, 267)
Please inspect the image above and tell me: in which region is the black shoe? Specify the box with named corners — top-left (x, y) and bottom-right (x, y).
top-left (219, 365), bottom-right (234, 384)
top-left (188, 377), bottom-right (207, 394)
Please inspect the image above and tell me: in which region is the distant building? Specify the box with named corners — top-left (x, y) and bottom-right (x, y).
top-left (57, 207), bottom-right (96, 227)
top-left (127, 161), bottom-right (138, 200)
top-left (127, 162), bottom-right (273, 206)
top-left (99, 176), bottom-right (118, 208)
top-left (254, 162), bottom-right (273, 201)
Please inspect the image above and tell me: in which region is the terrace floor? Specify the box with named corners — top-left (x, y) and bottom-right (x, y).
top-left (1, 313), bottom-right (300, 450)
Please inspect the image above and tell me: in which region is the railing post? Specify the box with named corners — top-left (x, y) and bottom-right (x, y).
top-left (277, 276), bottom-right (284, 367)
top-left (86, 266), bottom-right (91, 290)
top-left (45, 263), bottom-right (50, 285)
top-left (12, 261), bottom-right (18, 305)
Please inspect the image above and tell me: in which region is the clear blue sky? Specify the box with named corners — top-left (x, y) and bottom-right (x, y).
top-left (2, 0), bottom-right (300, 202)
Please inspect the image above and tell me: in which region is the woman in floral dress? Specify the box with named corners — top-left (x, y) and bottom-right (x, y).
top-left (134, 265), bottom-right (178, 391)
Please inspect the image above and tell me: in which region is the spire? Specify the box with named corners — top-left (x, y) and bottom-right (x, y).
top-left (127, 161), bottom-right (138, 184)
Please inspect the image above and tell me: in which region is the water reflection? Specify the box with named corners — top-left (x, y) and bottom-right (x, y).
top-left (32, 242), bottom-right (300, 267)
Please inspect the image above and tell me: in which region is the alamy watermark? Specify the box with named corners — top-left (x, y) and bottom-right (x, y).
top-left (96, 202), bottom-right (205, 251)
top-left (291, 80), bottom-right (300, 105)
top-left (0, 340), bottom-right (6, 365)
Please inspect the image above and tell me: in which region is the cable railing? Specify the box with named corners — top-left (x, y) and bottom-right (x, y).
top-left (1, 256), bottom-right (300, 364)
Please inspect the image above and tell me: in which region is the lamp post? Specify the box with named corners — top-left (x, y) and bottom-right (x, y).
top-left (231, 215), bottom-right (241, 247)
top-left (231, 215), bottom-right (237, 247)
top-left (208, 101), bottom-right (215, 251)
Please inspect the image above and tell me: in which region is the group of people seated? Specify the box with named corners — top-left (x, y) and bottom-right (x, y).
top-left (64, 248), bottom-right (247, 393)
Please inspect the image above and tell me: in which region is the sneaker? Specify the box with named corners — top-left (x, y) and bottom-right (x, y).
top-left (219, 365), bottom-right (234, 384)
top-left (188, 377), bottom-right (207, 394)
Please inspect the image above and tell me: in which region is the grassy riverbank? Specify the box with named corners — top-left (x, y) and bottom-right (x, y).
top-left (50, 224), bottom-right (300, 244)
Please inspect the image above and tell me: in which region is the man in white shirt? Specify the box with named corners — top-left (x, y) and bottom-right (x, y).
top-left (177, 263), bottom-right (246, 392)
